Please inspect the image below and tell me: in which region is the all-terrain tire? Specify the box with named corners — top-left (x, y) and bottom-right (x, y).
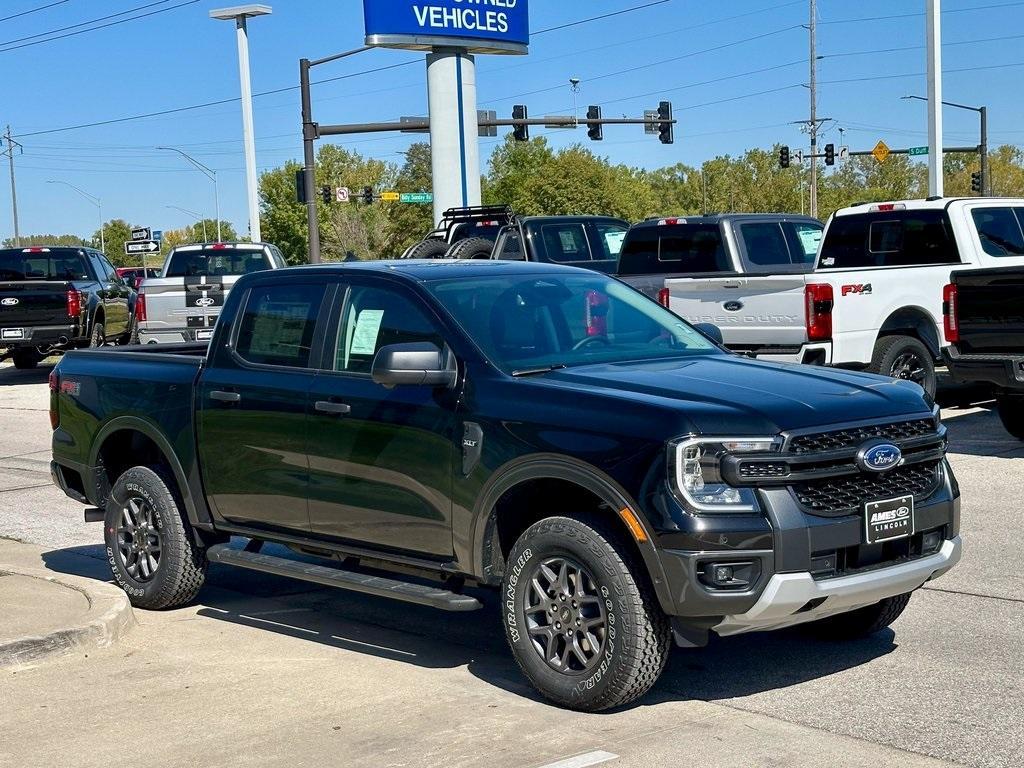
top-left (869, 335), bottom-right (936, 399)
top-left (89, 321), bottom-right (106, 348)
top-left (11, 349), bottom-right (40, 369)
top-left (997, 393), bottom-right (1024, 440)
top-left (103, 465), bottom-right (206, 610)
top-left (445, 237), bottom-right (494, 260)
top-left (803, 592), bottom-right (912, 640)
top-left (402, 239), bottom-right (451, 260)
top-left (501, 515), bottom-right (670, 712)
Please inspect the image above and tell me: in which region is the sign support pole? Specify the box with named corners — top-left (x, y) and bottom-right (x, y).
top-left (926, 0), bottom-right (943, 197)
top-left (427, 49), bottom-right (481, 224)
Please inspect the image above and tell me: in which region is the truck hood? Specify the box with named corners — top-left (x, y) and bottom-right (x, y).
top-left (540, 353), bottom-right (932, 435)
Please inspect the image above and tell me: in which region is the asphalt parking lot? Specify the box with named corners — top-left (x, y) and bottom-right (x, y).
top-left (1, 359), bottom-right (1022, 768)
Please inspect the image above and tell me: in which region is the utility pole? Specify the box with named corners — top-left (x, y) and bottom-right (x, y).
top-left (3, 126), bottom-right (21, 247)
top-left (808, 0), bottom-right (818, 219)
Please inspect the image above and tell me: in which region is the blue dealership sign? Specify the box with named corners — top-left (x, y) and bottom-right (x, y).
top-left (364, 0), bottom-right (529, 55)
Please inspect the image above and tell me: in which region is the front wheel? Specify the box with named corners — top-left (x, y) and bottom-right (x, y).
top-left (870, 335), bottom-right (936, 399)
top-left (103, 466), bottom-right (206, 610)
top-left (803, 592), bottom-right (912, 640)
top-left (997, 393), bottom-right (1024, 440)
top-left (501, 516), bottom-right (670, 712)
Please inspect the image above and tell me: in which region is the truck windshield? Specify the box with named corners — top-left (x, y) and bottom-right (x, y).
top-left (0, 249), bottom-right (90, 281)
top-left (428, 272), bottom-right (719, 373)
top-left (164, 247), bottom-right (271, 278)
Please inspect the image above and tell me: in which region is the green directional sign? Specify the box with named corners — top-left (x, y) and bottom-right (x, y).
top-left (908, 146), bottom-right (929, 156)
top-left (400, 192), bottom-right (433, 204)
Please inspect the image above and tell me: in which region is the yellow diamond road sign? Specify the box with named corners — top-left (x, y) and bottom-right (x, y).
top-left (872, 140), bottom-right (891, 164)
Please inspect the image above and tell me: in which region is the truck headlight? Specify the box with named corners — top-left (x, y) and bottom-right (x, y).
top-left (668, 437), bottom-right (779, 513)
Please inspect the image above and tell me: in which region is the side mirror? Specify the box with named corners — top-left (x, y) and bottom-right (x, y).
top-left (371, 342), bottom-right (457, 389)
top-left (693, 322), bottom-right (724, 345)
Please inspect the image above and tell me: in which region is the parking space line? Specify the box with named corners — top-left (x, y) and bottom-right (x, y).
top-left (537, 751), bottom-right (618, 768)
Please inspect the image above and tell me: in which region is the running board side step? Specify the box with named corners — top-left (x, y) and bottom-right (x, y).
top-left (206, 545), bottom-right (482, 612)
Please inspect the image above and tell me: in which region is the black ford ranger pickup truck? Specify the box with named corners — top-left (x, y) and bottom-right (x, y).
top-left (50, 260), bottom-right (962, 711)
top-left (943, 267), bottom-right (1024, 439)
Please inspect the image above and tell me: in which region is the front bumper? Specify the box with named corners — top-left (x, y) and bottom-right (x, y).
top-left (943, 346), bottom-right (1024, 391)
top-left (714, 536), bottom-right (961, 635)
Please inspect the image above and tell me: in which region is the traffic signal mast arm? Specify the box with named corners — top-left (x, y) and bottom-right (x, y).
top-left (313, 111), bottom-right (677, 137)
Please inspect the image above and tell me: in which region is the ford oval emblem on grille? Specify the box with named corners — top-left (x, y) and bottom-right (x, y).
top-left (723, 300), bottom-right (744, 312)
top-left (1, 297), bottom-right (18, 306)
top-left (195, 297), bottom-right (215, 307)
top-left (857, 441), bottom-right (903, 473)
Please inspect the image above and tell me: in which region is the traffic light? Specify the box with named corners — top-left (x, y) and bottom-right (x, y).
top-left (295, 169), bottom-right (307, 204)
top-left (657, 101), bottom-right (674, 145)
top-left (780, 146), bottom-right (791, 169)
top-left (512, 105), bottom-right (529, 141)
top-left (824, 143), bottom-right (836, 167)
top-left (362, 186), bottom-right (375, 204)
top-left (587, 105), bottom-right (603, 141)
top-left (971, 171), bottom-right (983, 194)
top-left (321, 186), bottom-right (332, 205)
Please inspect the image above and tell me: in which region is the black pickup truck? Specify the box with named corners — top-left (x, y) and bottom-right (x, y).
top-left (943, 266), bottom-right (1024, 438)
top-left (50, 261), bottom-right (961, 711)
top-left (0, 246), bottom-right (134, 368)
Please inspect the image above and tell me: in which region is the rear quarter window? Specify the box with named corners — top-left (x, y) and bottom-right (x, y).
top-left (617, 224), bottom-right (729, 275)
top-left (972, 208), bottom-right (1024, 257)
top-left (819, 210), bottom-right (959, 268)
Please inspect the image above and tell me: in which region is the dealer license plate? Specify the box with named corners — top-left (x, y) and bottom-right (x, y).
top-left (1, 328), bottom-right (25, 340)
top-left (864, 495), bottom-right (914, 544)
top-left (195, 329), bottom-right (213, 341)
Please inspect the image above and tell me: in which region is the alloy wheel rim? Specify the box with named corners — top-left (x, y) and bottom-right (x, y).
top-left (523, 556), bottom-right (608, 674)
top-left (890, 351), bottom-right (927, 386)
top-left (116, 496), bottom-right (162, 582)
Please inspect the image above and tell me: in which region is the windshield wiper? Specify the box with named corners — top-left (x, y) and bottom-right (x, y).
top-left (511, 364), bottom-right (566, 377)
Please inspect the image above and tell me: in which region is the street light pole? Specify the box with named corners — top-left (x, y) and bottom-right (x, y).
top-left (157, 146), bottom-right (222, 241)
top-left (167, 205), bottom-right (208, 243)
top-left (300, 46), bottom-right (371, 264)
top-left (903, 95), bottom-right (988, 194)
top-left (46, 180), bottom-right (103, 252)
top-left (926, 0), bottom-right (943, 197)
top-left (211, 5), bottom-right (271, 244)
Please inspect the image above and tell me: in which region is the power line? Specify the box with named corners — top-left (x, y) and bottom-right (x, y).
top-left (820, 0), bottom-right (1024, 25)
top-left (0, 0), bottom-right (199, 54)
top-left (0, 0), bottom-right (72, 24)
top-left (532, 0), bottom-right (670, 35)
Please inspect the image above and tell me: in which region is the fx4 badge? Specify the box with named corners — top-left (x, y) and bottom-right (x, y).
top-left (841, 283), bottom-right (872, 296)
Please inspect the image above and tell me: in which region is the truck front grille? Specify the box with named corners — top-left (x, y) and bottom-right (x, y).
top-left (792, 461), bottom-right (942, 516)
top-left (788, 418), bottom-right (936, 454)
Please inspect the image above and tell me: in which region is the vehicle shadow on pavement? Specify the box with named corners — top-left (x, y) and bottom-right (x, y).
top-left (940, 405), bottom-right (1023, 457)
top-left (0, 362), bottom-right (55, 385)
top-left (41, 543), bottom-right (902, 710)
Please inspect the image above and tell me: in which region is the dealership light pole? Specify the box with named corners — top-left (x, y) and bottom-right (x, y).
top-left (167, 205), bottom-right (208, 242)
top-left (157, 146), bottom-right (221, 242)
top-left (210, 4), bottom-right (271, 243)
top-left (926, 0), bottom-right (943, 196)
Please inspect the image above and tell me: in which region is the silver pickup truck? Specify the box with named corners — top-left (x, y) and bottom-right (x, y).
top-left (137, 242), bottom-right (286, 344)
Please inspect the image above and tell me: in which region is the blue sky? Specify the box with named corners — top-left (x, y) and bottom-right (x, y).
top-left (2, 0), bottom-right (1023, 240)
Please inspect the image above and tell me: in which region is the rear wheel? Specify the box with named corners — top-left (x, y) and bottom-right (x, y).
top-left (870, 335), bottom-right (936, 398)
top-left (402, 239), bottom-right (450, 260)
top-left (501, 515), bottom-right (670, 712)
top-left (804, 592), bottom-right (912, 640)
top-left (89, 321), bottom-right (106, 348)
top-left (103, 466), bottom-right (206, 610)
top-left (11, 349), bottom-right (41, 369)
top-left (997, 393), bottom-right (1024, 440)
top-left (445, 237), bottom-right (495, 260)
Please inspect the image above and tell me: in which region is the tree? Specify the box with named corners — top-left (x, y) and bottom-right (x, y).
top-left (381, 142), bottom-right (435, 256)
top-left (94, 219), bottom-right (134, 267)
top-left (2, 234), bottom-right (87, 248)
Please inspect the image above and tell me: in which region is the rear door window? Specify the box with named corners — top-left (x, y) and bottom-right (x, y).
top-left (787, 222), bottom-right (823, 264)
top-left (591, 222), bottom-right (629, 260)
top-left (819, 210), bottom-right (959, 268)
top-left (972, 208), bottom-right (1024, 257)
top-left (537, 223), bottom-right (593, 264)
top-left (234, 283), bottom-right (327, 369)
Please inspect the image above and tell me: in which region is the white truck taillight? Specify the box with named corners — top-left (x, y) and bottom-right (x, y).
top-left (66, 289), bottom-right (82, 318)
top-left (135, 293), bottom-right (147, 323)
top-left (804, 283), bottom-right (834, 341)
top-left (658, 288), bottom-right (670, 308)
top-left (943, 283), bottom-right (959, 343)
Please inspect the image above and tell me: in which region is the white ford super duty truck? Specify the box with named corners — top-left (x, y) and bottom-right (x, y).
top-left (661, 198), bottom-right (1024, 397)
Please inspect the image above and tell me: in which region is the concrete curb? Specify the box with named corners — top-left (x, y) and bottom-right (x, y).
top-left (0, 565), bottom-right (135, 668)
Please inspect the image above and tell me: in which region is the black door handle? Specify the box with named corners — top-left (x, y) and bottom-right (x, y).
top-left (314, 400), bottom-right (351, 415)
top-left (209, 390), bottom-right (241, 404)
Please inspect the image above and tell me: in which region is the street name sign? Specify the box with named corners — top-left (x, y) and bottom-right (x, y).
top-left (400, 192), bottom-right (433, 204)
top-left (125, 240), bottom-right (160, 255)
top-left (908, 146), bottom-right (929, 156)
top-left (131, 227), bottom-right (152, 241)
top-left (363, 0), bottom-right (530, 55)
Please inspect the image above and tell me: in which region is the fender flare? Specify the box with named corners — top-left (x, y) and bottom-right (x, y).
top-left (469, 453), bottom-right (676, 614)
top-left (89, 415), bottom-right (210, 530)
top-left (876, 304), bottom-right (943, 360)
